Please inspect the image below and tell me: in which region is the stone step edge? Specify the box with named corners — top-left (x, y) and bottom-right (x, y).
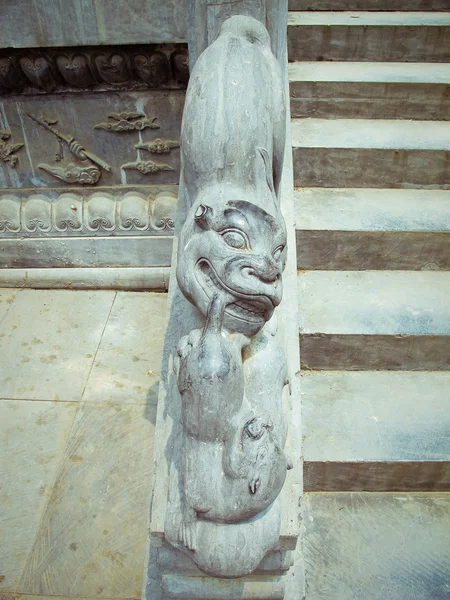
top-left (291, 118), bottom-right (450, 150)
top-left (289, 61), bottom-right (450, 83)
top-left (304, 460), bottom-right (450, 491)
top-left (288, 11), bottom-right (450, 26)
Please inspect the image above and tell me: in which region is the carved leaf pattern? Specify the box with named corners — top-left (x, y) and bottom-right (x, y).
top-left (0, 192), bottom-right (177, 236)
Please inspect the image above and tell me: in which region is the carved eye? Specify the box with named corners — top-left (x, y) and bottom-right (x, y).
top-left (221, 229), bottom-right (249, 250)
top-left (272, 245), bottom-right (285, 260)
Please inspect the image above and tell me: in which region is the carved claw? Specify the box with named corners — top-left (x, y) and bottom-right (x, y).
top-left (249, 477), bottom-right (261, 495)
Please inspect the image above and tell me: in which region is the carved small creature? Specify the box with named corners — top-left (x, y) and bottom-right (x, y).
top-left (0, 130), bottom-right (24, 167)
top-left (135, 138), bottom-right (179, 154)
top-left (121, 160), bottom-right (173, 174)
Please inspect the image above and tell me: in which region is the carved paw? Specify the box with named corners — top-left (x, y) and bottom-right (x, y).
top-left (179, 517), bottom-right (197, 551)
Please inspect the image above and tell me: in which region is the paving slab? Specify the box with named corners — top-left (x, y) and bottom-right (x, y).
top-left (18, 402), bottom-right (154, 598)
top-left (0, 289), bottom-right (115, 401)
top-left (304, 492), bottom-right (450, 599)
top-left (83, 292), bottom-right (167, 405)
top-left (0, 400), bottom-right (78, 592)
top-left (0, 288), bottom-right (17, 322)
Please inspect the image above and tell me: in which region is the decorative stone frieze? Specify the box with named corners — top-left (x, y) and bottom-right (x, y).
top-left (0, 45), bottom-right (189, 95)
top-left (0, 188), bottom-right (177, 236)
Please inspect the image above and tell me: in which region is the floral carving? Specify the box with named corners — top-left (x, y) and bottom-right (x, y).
top-left (135, 138), bottom-right (179, 154)
top-left (122, 160), bottom-right (174, 174)
top-left (94, 112), bottom-right (160, 132)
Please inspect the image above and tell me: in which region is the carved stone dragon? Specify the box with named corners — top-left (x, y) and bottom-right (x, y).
top-left (165, 15), bottom-right (289, 578)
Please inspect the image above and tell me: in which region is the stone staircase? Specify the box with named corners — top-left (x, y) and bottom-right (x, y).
top-left (288, 3), bottom-right (450, 598)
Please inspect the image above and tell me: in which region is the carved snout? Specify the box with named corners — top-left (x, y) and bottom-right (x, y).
top-left (226, 256), bottom-right (282, 303)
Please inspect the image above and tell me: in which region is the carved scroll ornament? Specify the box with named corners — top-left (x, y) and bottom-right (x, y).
top-left (165, 16), bottom-right (289, 578)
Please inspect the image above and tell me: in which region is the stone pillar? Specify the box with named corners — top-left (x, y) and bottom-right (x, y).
top-left (142, 2), bottom-right (303, 598)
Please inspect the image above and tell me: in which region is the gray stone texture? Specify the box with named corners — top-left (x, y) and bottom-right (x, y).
top-left (0, 0), bottom-right (187, 49)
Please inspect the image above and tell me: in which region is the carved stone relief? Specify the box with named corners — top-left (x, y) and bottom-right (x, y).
top-left (122, 160), bottom-right (174, 174)
top-left (0, 189), bottom-right (177, 236)
top-left (164, 15), bottom-right (289, 578)
top-left (0, 91), bottom-right (183, 187)
top-left (94, 112), bottom-right (160, 132)
top-left (0, 130), bottom-right (24, 167)
top-left (0, 45), bottom-right (189, 95)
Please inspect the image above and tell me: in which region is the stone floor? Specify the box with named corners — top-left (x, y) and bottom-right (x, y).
top-left (0, 288), bottom-right (168, 600)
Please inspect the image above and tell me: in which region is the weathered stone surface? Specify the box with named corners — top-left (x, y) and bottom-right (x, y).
top-left (300, 334), bottom-right (450, 371)
top-left (0, 400), bottom-right (78, 592)
top-left (18, 403), bottom-right (155, 598)
top-left (0, 0), bottom-right (187, 49)
top-left (289, 62), bottom-right (450, 120)
top-left (288, 12), bottom-right (450, 62)
top-left (289, 0), bottom-right (450, 8)
top-left (301, 371), bottom-right (450, 462)
top-left (304, 461), bottom-right (450, 491)
top-left (0, 266), bottom-right (170, 290)
top-left (0, 236), bottom-right (173, 268)
top-left (0, 289), bottom-right (114, 401)
top-left (83, 292), bottom-right (167, 404)
top-left (304, 492), bottom-right (450, 599)
top-left (295, 188), bottom-right (450, 232)
top-left (298, 272), bottom-right (450, 335)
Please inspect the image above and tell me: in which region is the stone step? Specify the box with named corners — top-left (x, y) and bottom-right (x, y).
top-left (298, 271), bottom-right (450, 335)
top-left (292, 118), bottom-right (450, 188)
top-left (289, 0), bottom-right (449, 10)
top-left (289, 62), bottom-right (450, 119)
top-left (298, 271), bottom-right (450, 370)
top-left (295, 188), bottom-right (450, 232)
top-left (301, 371), bottom-right (450, 490)
top-left (300, 333), bottom-right (450, 370)
top-left (295, 188), bottom-right (450, 270)
top-left (287, 12), bottom-right (450, 62)
top-left (304, 492), bottom-right (450, 599)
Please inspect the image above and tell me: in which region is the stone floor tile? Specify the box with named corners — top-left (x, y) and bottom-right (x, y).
top-left (83, 292), bottom-right (167, 406)
top-left (0, 288), bottom-right (18, 323)
top-left (19, 401), bottom-right (155, 598)
top-left (0, 290), bottom-right (115, 401)
top-left (0, 400), bottom-right (78, 592)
